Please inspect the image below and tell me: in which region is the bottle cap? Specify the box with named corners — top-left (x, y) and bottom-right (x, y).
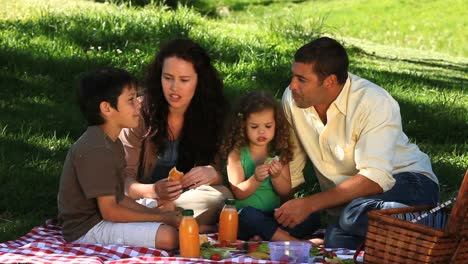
top-left (225, 199), bottom-right (236, 206)
top-left (181, 209), bottom-right (194, 216)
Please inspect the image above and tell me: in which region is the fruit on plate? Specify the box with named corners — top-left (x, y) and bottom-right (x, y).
top-left (199, 234), bottom-right (209, 245)
top-left (310, 247), bottom-right (337, 258)
top-left (314, 257), bottom-right (355, 263)
top-left (168, 167), bottom-right (184, 181)
top-left (200, 248), bottom-right (231, 260)
top-left (310, 247), bottom-right (353, 263)
top-left (247, 243), bottom-right (259, 253)
top-left (246, 242), bottom-right (270, 259)
top-left (246, 242), bottom-right (269, 253)
top-left (200, 242), bottom-right (235, 260)
top-left (256, 242), bottom-right (269, 254)
top-left (246, 251), bottom-right (270, 260)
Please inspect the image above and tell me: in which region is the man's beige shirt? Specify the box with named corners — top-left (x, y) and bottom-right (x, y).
top-left (282, 73), bottom-right (438, 196)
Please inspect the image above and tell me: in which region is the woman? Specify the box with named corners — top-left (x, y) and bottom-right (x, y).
top-left (120, 38), bottom-right (232, 226)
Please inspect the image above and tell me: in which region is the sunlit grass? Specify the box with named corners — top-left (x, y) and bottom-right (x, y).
top-left (215, 0), bottom-right (467, 57)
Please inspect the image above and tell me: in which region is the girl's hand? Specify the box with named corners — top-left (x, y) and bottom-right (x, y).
top-left (154, 179), bottom-right (183, 201)
top-left (181, 165), bottom-right (217, 189)
top-left (269, 160), bottom-right (283, 178)
top-left (254, 164), bottom-right (270, 182)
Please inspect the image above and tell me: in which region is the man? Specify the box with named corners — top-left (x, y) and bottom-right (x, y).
top-left (275, 37), bottom-right (439, 249)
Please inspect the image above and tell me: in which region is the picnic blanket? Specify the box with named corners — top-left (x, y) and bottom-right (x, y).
top-left (0, 219), bottom-right (363, 263)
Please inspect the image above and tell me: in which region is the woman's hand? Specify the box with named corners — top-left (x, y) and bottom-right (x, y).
top-left (254, 164), bottom-right (270, 182)
top-left (181, 165), bottom-right (218, 189)
top-left (154, 179), bottom-right (183, 201)
top-left (269, 160), bottom-right (283, 178)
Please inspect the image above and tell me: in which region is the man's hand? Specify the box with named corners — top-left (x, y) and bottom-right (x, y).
top-left (154, 179), bottom-right (183, 201)
top-left (254, 164), bottom-right (270, 182)
top-left (181, 165), bottom-right (217, 189)
top-left (274, 197), bottom-right (312, 228)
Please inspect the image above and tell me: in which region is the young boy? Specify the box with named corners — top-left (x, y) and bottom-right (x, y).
top-left (57, 67), bottom-right (180, 250)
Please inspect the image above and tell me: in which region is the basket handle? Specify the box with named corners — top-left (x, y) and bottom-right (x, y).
top-left (446, 169), bottom-right (468, 237)
top-left (449, 237), bottom-right (465, 264)
top-left (353, 242), bottom-right (365, 264)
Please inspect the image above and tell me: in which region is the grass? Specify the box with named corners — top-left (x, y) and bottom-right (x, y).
top-left (0, 0), bottom-right (466, 242)
top-left (204, 0), bottom-right (468, 58)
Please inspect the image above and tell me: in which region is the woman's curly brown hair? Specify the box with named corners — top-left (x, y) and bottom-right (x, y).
top-left (219, 90), bottom-right (293, 164)
top-left (142, 38), bottom-right (229, 173)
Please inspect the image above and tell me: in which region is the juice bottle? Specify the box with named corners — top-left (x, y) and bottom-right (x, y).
top-left (218, 199), bottom-right (238, 243)
top-left (179, 209), bottom-right (200, 258)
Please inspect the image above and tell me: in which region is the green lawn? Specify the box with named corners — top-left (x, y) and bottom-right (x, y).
top-left (0, 0), bottom-right (466, 242)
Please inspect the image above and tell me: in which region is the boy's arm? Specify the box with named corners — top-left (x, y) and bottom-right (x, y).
top-left (119, 196), bottom-right (176, 213)
top-left (97, 195), bottom-right (180, 227)
top-left (118, 196), bottom-right (160, 213)
top-left (125, 178), bottom-right (159, 200)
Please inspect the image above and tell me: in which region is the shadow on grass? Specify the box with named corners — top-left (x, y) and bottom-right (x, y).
top-left (228, 0), bottom-right (306, 12)
top-left (160, 0), bottom-right (307, 17)
top-left (0, 136), bottom-right (64, 241)
top-left (0, 66), bottom-right (86, 138)
top-left (349, 46), bottom-right (468, 74)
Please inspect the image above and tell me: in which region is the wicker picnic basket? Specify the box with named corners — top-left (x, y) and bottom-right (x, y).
top-left (355, 169), bottom-right (468, 264)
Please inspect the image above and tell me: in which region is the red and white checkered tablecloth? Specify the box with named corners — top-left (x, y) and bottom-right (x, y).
top-left (0, 219), bottom-right (363, 263)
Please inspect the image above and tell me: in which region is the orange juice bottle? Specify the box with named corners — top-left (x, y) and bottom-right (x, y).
top-left (218, 199), bottom-right (238, 243)
top-left (179, 209), bottom-right (200, 258)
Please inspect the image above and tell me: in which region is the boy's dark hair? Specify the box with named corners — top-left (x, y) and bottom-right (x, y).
top-left (294, 37), bottom-right (349, 84)
top-left (77, 67), bottom-right (137, 126)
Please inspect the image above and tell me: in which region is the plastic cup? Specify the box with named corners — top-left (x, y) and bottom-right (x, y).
top-left (268, 241), bottom-right (311, 263)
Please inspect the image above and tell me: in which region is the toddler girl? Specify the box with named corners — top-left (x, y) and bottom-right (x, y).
top-left (220, 91), bottom-right (320, 241)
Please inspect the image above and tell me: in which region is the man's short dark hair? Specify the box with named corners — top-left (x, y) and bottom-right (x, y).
top-left (294, 37), bottom-right (349, 84)
top-left (77, 67), bottom-right (137, 126)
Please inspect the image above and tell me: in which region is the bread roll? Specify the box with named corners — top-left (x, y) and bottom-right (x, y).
top-left (168, 166), bottom-right (184, 181)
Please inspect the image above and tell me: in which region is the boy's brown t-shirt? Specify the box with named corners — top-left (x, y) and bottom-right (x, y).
top-left (57, 126), bottom-right (126, 242)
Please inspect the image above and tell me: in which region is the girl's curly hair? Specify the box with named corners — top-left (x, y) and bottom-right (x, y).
top-left (219, 90), bottom-right (293, 164)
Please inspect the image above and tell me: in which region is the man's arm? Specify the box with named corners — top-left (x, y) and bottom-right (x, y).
top-left (275, 174), bottom-right (382, 227)
top-left (306, 173), bottom-right (382, 211)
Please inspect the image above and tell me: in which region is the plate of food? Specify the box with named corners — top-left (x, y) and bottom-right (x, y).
top-left (309, 247), bottom-right (355, 263)
top-left (200, 241), bottom-right (245, 260)
top-left (202, 241), bottom-right (248, 253)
